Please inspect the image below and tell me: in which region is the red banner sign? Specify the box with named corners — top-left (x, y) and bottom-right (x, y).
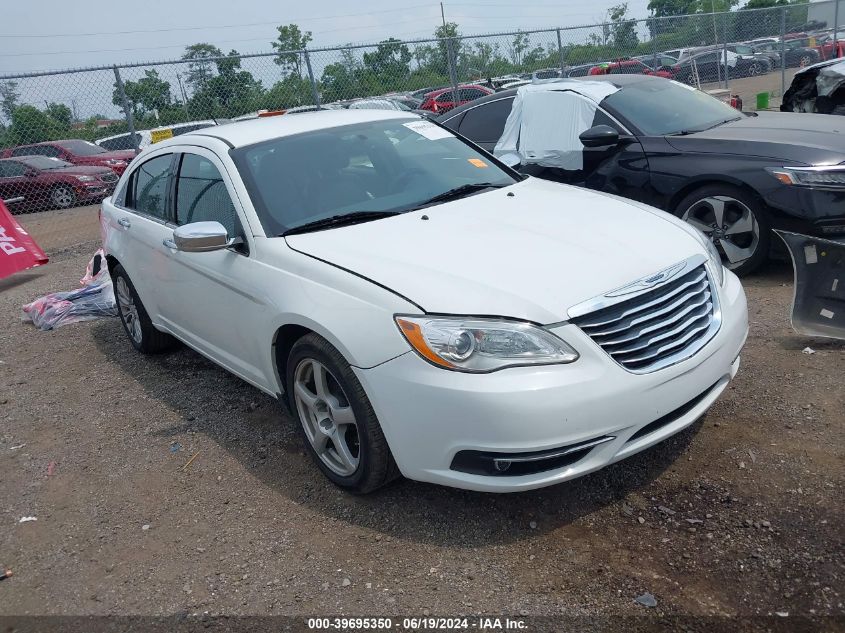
top-left (0, 200), bottom-right (49, 279)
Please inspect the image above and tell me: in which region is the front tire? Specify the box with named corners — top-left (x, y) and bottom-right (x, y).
top-left (112, 264), bottom-right (176, 353)
top-left (287, 333), bottom-right (399, 494)
top-left (675, 184), bottom-right (771, 277)
top-left (51, 185), bottom-right (76, 209)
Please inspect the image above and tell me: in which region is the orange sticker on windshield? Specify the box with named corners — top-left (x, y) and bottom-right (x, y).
top-left (468, 158), bottom-right (488, 168)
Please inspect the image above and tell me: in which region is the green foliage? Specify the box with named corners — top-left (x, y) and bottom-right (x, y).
top-left (272, 24), bottom-right (313, 78)
top-left (609, 3), bottom-right (640, 50)
top-left (363, 39), bottom-right (412, 80)
top-left (0, 81), bottom-right (19, 123)
top-left (44, 103), bottom-right (72, 126)
top-left (113, 69), bottom-right (172, 119)
top-left (182, 43), bottom-right (224, 90)
top-left (7, 105), bottom-right (63, 144)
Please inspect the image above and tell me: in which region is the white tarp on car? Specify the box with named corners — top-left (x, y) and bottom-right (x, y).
top-left (493, 81), bottom-right (619, 171)
top-left (817, 60), bottom-right (845, 97)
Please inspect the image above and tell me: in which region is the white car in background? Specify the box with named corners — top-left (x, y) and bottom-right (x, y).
top-left (95, 120), bottom-right (218, 151)
top-left (101, 110), bottom-right (748, 493)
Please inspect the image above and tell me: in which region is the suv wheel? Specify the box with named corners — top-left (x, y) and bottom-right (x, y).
top-left (112, 264), bottom-right (176, 353)
top-left (675, 184), bottom-right (771, 276)
top-left (287, 333), bottom-right (399, 494)
top-left (798, 54), bottom-right (813, 67)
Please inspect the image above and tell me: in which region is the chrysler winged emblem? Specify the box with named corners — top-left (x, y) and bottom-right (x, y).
top-left (604, 261), bottom-right (687, 297)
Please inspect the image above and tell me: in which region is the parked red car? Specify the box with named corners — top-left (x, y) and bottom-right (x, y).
top-left (1, 139), bottom-right (134, 175)
top-left (589, 59), bottom-right (675, 79)
top-left (420, 85), bottom-right (494, 113)
top-left (0, 155), bottom-right (118, 212)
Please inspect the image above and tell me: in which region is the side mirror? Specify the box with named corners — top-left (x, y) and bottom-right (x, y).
top-left (579, 125), bottom-right (620, 148)
top-left (25, 169), bottom-right (38, 177)
top-left (170, 221), bottom-right (233, 252)
top-left (498, 152), bottom-right (521, 168)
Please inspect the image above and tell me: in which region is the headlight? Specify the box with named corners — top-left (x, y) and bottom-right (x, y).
top-left (74, 175), bottom-right (96, 182)
top-left (768, 166), bottom-right (845, 188)
top-left (105, 159), bottom-right (126, 166)
top-left (395, 315), bottom-right (579, 372)
top-left (690, 227), bottom-right (725, 286)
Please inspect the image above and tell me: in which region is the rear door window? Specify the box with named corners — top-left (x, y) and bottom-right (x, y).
top-left (458, 98), bottom-right (515, 143)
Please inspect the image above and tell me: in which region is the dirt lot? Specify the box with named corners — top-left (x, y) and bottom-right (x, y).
top-left (0, 206), bottom-right (843, 628)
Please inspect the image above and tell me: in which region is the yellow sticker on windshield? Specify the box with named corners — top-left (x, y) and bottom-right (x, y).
top-left (468, 158), bottom-right (488, 168)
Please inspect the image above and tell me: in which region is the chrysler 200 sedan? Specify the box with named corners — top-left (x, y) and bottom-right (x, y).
top-left (101, 109), bottom-right (748, 493)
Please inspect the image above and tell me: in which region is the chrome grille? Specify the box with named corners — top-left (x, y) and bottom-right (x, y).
top-left (571, 263), bottom-right (719, 373)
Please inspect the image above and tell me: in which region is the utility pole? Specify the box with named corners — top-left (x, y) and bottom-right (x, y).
top-left (441, 2), bottom-right (460, 105)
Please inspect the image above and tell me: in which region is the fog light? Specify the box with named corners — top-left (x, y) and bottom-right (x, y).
top-left (493, 459), bottom-right (511, 473)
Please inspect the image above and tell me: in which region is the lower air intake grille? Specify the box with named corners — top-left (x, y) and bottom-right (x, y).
top-left (571, 264), bottom-right (719, 373)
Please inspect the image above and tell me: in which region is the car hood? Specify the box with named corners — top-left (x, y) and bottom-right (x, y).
top-left (52, 165), bottom-right (114, 176)
top-left (284, 178), bottom-right (703, 324)
top-left (85, 150), bottom-right (134, 161)
top-left (664, 111), bottom-right (845, 165)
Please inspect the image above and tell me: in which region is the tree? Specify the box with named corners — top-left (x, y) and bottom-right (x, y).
top-left (45, 103), bottom-right (72, 127)
top-left (433, 22), bottom-right (462, 76)
top-left (609, 3), bottom-right (640, 50)
top-left (0, 81), bottom-right (19, 123)
top-left (648, 0), bottom-right (701, 16)
top-left (9, 105), bottom-right (59, 144)
top-left (362, 38), bottom-right (412, 79)
top-left (113, 69), bottom-right (172, 118)
top-left (272, 24), bottom-right (312, 78)
top-left (182, 43), bottom-right (224, 90)
top-left (507, 32), bottom-right (531, 66)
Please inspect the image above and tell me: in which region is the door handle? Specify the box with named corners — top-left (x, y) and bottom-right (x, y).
top-left (117, 217), bottom-right (131, 228)
top-left (162, 239), bottom-right (177, 249)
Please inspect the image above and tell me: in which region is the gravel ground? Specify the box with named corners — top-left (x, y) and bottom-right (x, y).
top-left (0, 207), bottom-right (843, 628)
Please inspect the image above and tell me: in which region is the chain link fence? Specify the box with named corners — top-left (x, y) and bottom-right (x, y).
top-left (0, 1), bottom-right (841, 253)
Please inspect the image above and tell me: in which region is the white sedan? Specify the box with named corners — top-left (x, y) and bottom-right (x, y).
top-left (101, 109), bottom-right (748, 493)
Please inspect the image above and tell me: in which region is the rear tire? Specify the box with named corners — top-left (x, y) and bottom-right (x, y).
top-left (287, 333), bottom-right (400, 494)
top-left (112, 264), bottom-right (176, 354)
top-left (674, 184), bottom-right (771, 277)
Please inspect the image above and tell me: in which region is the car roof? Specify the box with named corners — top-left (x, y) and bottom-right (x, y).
top-left (177, 108), bottom-right (418, 149)
top-left (427, 84), bottom-right (489, 97)
top-left (436, 75), bottom-right (655, 121)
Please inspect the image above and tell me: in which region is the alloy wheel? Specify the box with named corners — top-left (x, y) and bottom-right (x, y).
top-left (799, 55), bottom-right (812, 67)
top-left (681, 195), bottom-right (760, 270)
top-left (51, 186), bottom-right (74, 208)
top-left (116, 277), bottom-right (142, 344)
top-left (293, 358), bottom-right (360, 477)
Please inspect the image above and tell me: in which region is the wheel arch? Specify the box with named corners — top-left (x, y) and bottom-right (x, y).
top-left (667, 177), bottom-right (767, 216)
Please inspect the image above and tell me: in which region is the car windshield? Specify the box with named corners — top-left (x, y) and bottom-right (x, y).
top-left (57, 140), bottom-right (107, 156)
top-left (232, 117), bottom-right (517, 235)
top-left (603, 80), bottom-right (742, 136)
top-left (19, 156), bottom-right (73, 170)
top-left (734, 45), bottom-right (754, 54)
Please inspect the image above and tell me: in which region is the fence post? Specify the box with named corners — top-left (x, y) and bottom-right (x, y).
top-left (112, 66), bottom-right (139, 154)
top-left (723, 13), bottom-right (730, 90)
top-left (557, 29), bottom-right (566, 76)
top-left (556, 29), bottom-right (566, 74)
top-left (834, 0), bottom-right (840, 60)
top-left (447, 38), bottom-right (460, 104)
top-left (780, 7), bottom-right (786, 98)
top-left (652, 18), bottom-right (659, 70)
top-left (303, 49), bottom-right (321, 108)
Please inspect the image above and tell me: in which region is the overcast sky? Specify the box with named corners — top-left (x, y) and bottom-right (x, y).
top-left (0, 0), bottom-right (653, 75)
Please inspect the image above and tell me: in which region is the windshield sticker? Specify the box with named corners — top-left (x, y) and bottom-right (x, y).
top-left (403, 120), bottom-right (454, 140)
top-left (468, 158), bottom-right (488, 168)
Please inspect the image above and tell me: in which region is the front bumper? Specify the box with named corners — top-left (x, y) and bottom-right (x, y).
top-left (764, 184), bottom-right (845, 238)
top-left (355, 271), bottom-right (748, 492)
